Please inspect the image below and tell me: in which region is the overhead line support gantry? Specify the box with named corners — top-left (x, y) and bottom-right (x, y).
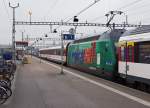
top-left (15, 21), bottom-right (143, 28)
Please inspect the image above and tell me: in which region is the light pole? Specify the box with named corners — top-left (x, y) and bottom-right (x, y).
top-left (60, 30), bottom-right (64, 74)
top-left (53, 29), bottom-right (64, 74)
top-left (44, 34), bottom-right (48, 48)
top-left (58, 29), bottom-right (75, 75)
top-left (29, 11), bottom-right (32, 24)
top-left (9, 2), bottom-right (19, 64)
top-left (26, 34), bottom-right (29, 55)
top-left (21, 31), bottom-right (24, 49)
top-left (21, 30), bottom-right (25, 58)
top-left (37, 38), bottom-right (42, 63)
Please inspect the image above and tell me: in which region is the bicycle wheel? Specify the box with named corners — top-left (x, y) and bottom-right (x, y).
top-left (2, 77), bottom-right (11, 87)
top-left (0, 87), bottom-right (7, 104)
top-left (2, 86), bottom-right (12, 98)
top-left (0, 81), bottom-right (7, 87)
top-left (0, 80), bottom-right (11, 89)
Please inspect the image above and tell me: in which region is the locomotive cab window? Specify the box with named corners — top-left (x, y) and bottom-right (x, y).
top-left (138, 42), bottom-right (150, 64)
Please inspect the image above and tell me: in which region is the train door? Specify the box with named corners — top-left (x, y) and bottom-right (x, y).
top-left (118, 42), bottom-right (127, 78)
top-left (126, 42), bottom-right (135, 77)
top-left (118, 41), bottom-right (135, 79)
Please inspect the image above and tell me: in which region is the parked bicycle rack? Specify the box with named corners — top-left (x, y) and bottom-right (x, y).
top-left (0, 52), bottom-right (17, 104)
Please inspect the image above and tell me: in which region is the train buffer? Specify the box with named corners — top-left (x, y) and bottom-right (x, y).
top-left (1, 57), bottom-right (150, 108)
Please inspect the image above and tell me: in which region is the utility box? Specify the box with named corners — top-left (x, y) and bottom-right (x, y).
top-left (23, 56), bottom-right (31, 64)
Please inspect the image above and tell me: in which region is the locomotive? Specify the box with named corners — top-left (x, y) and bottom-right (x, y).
top-left (39, 26), bottom-right (150, 88)
top-left (67, 29), bottom-right (125, 80)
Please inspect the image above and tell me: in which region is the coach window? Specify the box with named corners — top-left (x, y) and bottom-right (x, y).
top-left (127, 45), bottom-right (134, 62)
top-left (138, 42), bottom-right (150, 64)
top-left (54, 49), bottom-right (57, 55)
top-left (121, 47), bottom-right (125, 61)
top-left (49, 50), bottom-right (51, 54)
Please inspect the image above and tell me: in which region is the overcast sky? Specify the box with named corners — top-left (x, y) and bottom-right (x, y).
top-left (0, 0), bottom-right (150, 45)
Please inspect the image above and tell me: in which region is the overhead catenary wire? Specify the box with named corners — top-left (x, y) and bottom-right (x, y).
top-left (127, 7), bottom-right (150, 16)
top-left (118, 0), bottom-right (143, 10)
top-left (123, 1), bottom-right (149, 13)
top-left (89, 0), bottom-right (144, 22)
top-left (121, 1), bottom-right (150, 24)
top-left (128, 10), bottom-right (150, 24)
top-left (55, 0), bottom-right (102, 30)
top-left (142, 17), bottom-right (150, 23)
top-left (123, 1), bottom-right (150, 17)
top-left (65, 0), bottom-right (102, 22)
top-left (89, 15), bottom-right (105, 22)
top-left (115, 0), bottom-right (148, 25)
top-left (43, 0), bottom-right (60, 20)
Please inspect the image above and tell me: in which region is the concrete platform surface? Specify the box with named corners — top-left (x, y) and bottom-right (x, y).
top-left (1, 57), bottom-right (150, 108)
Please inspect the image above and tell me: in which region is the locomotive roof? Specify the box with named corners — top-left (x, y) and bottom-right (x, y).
top-left (122, 25), bottom-right (150, 37)
top-left (71, 29), bottom-right (126, 44)
top-left (73, 35), bottom-right (100, 43)
top-left (99, 29), bottom-right (126, 42)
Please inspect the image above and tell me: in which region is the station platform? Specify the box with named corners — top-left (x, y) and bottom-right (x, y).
top-left (1, 57), bottom-right (150, 108)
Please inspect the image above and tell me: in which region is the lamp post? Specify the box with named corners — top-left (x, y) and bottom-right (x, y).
top-left (52, 29), bottom-right (64, 74)
top-left (60, 30), bottom-right (75, 75)
top-left (29, 11), bottom-right (32, 24)
top-left (9, 2), bottom-right (19, 64)
top-left (21, 30), bottom-right (25, 59)
top-left (53, 29), bottom-right (75, 74)
top-left (44, 34), bottom-right (48, 48)
top-left (60, 30), bottom-right (64, 74)
top-left (38, 38), bottom-right (42, 63)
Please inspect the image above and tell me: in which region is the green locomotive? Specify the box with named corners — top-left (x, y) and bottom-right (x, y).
top-left (67, 29), bottom-right (125, 80)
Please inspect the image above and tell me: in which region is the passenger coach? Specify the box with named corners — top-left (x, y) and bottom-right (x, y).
top-left (40, 45), bottom-right (67, 64)
top-left (118, 26), bottom-right (150, 86)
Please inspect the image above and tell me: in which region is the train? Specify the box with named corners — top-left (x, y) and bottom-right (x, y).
top-left (118, 26), bottom-right (150, 88)
top-left (39, 26), bottom-right (150, 90)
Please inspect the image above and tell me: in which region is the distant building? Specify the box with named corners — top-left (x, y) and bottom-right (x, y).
top-left (0, 44), bottom-right (12, 60)
top-left (0, 44), bottom-right (12, 49)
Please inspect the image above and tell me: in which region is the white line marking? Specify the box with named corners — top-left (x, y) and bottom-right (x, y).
top-left (34, 57), bottom-right (150, 107)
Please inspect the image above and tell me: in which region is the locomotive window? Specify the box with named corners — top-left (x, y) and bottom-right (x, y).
top-left (138, 42), bottom-right (150, 64)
